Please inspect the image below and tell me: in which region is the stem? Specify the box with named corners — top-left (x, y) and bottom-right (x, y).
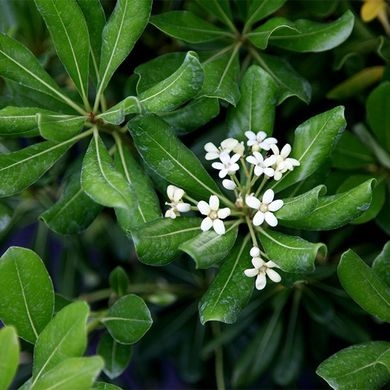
top-left (246, 216), bottom-right (258, 248)
top-left (211, 322), bottom-right (226, 390)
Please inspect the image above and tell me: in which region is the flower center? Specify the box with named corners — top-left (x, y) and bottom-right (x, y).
top-left (209, 210), bottom-right (218, 219)
top-left (260, 203), bottom-right (268, 213)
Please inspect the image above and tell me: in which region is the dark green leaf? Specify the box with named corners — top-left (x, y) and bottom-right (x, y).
top-left (37, 113), bottom-right (85, 142)
top-left (259, 229), bottom-right (326, 273)
top-left (373, 241), bottom-right (390, 287)
top-left (98, 0), bottom-right (152, 94)
top-left (0, 326), bottom-right (19, 390)
top-left (109, 267), bottom-right (129, 297)
top-left (0, 139), bottom-right (73, 197)
top-left (227, 65), bottom-right (280, 139)
top-left (132, 218), bottom-right (201, 265)
top-left (97, 96), bottom-right (141, 125)
top-left (284, 179), bottom-right (375, 230)
top-left (180, 224), bottom-right (238, 269)
top-left (150, 11), bottom-right (227, 43)
top-left (32, 301), bottom-right (89, 382)
top-left (128, 114), bottom-right (221, 199)
top-left (269, 11), bottom-right (354, 52)
top-left (302, 288), bottom-right (334, 323)
top-left (0, 247), bottom-right (54, 343)
top-left (34, 0), bottom-right (90, 103)
top-left (139, 51), bottom-right (204, 112)
top-left (272, 106), bottom-right (346, 193)
top-left (338, 249), bottom-right (390, 322)
top-left (101, 294), bottom-right (152, 345)
top-left (244, 0), bottom-right (287, 30)
top-left (317, 341), bottom-right (390, 390)
top-left (195, 0), bottom-right (233, 29)
top-left (199, 238), bottom-right (253, 324)
top-left (97, 333), bottom-right (132, 379)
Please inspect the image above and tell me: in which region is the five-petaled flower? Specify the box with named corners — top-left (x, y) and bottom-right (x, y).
top-left (204, 138), bottom-right (244, 160)
top-left (165, 185), bottom-right (191, 219)
top-left (244, 248), bottom-right (282, 290)
top-left (211, 151), bottom-right (240, 178)
top-left (197, 195), bottom-right (231, 235)
top-left (246, 151), bottom-right (276, 177)
top-left (245, 130), bottom-right (277, 152)
top-left (246, 189), bottom-right (284, 227)
top-left (270, 144), bottom-right (300, 181)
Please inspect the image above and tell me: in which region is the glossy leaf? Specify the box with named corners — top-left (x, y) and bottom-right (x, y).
top-left (199, 239), bottom-right (253, 324)
top-left (179, 224), bottom-right (238, 269)
top-left (0, 139), bottom-right (72, 197)
top-left (81, 133), bottom-right (134, 210)
top-left (199, 49), bottom-right (240, 105)
top-left (338, 249), bottom-right (390, 323)
top-left (37, 113), bottom-right (85, 142)
top-left (139, 51), bottom-right (204, 112)
top-left (272, 106), bottom-right (346, 193)
top-left (132, 218), bottom-right (201, 265)
top-left (259, 229), bottom-right (326, 273)
top-left (97, 96), bottom-right (141, 125)
top-left (195, 0), bottom-right (233, 28)
top-left (109, 267), bottom-right (129, 297)
top-left (32, 301), bottom-right (89, 382)
top-left (0, 326), bottom-right (19, 390)
top-left (283, 179), bottom-right (375, 230)
top-left (40, 170), bottom-right (102, 235)
top-left (317, 341), bottom-right (390, 390)
top-left (34, 0), bottom-right (90, 102)
top-left (276, 185), bottom-right (326, 223)
top-left (114, 144), bottom-right (161, 232)
top-left (0, 247), bottom-right (54, 344)
top-left (269, 11), bottom-right (354, 52)
top-left (31, 356), bottom-right (104, 390)
top-left (245, 0), bottom-right (287, 30)
top-left (98, 0), bottom-right (152, 94)
top-left (128, 114), bottom-right (221, 199)
top-left (101, 294), bottom-right (152, 345)
top-left (97, 333), bottom-right (132, 379)
top-left (0, 106), bottom-right (52, 138)
top-left (372, 241), bottom-right (390, 287)
top-left (256, 53), bottom-right (311, 103)
top-left (0, 33), bottom-right (66, 104)
top-left (227, 65), bottom-right (280, 139)
top-left (150, 11), bottom-right (227, 43)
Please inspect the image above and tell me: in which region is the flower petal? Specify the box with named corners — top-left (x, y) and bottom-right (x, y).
top-left (173, 188), bottom-right (185, 202)
top-left (244, 268), bottom-right (258, 277)
top-left (266, 268), bottom-right (282, 283)
top-left (201, 217), bottom-right (213, 231)
top-left (265, 211), bottom-right (278, 227)
top-left (219, 151), bottom-right (231, 163)
top-left (253, 211), bottom-right (265, 226)
top-left (252, 257), bottom-right (265, 268)
top-left (262, 189), bottom-right (275, 204)
top-left (221, 138), bottom-right (238, 150)
top-left (176, 202), bottom-right (191, 212)
top-left (222, 179), bottom-right (236, 190)
top-left (281, 143), bottom-right (292, 158)
top-left (209, 195), bottom-right (220, 211)
top-left (268, 199), bottom-right (284, 212)
top-left (211, 162), bottom-right (224, 170)
top-left (167, 185), bottom-right (176, 200)
top-left (255, 273), bottom-right (267, 290)
top-left (213, 219), bottom-right (226, 235)
top-left (218, 207), bottom-right (231, 219)
top-left (204, 142), bottom-right (218, 153)
top-left (245, 195), bottom-right (261, 209)
top-left (165, 209), bottom-right (177, 219)
top-left (197, 200), bottom-right (210, 215)
top-left (246, 155), bottom-right (258, 165)
top-left (245, 130), bottom-right (256, 141)
top-left (250, 246), bottom-right (261, 258)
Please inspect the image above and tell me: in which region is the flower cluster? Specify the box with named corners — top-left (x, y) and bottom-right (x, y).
top-left (164, 130), bottom-right (300, 290)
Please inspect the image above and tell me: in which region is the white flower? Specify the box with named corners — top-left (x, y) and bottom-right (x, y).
top-left (246, 151), bottom-right (276, 177)
top-left (245, 130), bottom-right (277, 151)
top-left (211, 151), bottom-right (240, 178)
top-left (204, 138), bottom-right (244, 160)
top-left (245, 189), bottom-right (283, 227)
top-left (244, 257), bottom-right (281, 290)
top-left (165, 185), bottom-right (191, 219)
top-left (222, 179), bottom-right (236, 190)
top-left (197, 195), bottom-right (231, 235)
top-left (270, 144), bottom-right (300, 181)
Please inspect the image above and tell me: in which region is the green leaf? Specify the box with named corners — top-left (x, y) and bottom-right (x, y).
top-left (272, 106), bottom-right (346, 193)
top-left (338, 249), bottom-right (390, 323)
top-left (0, 106), bottom-right (52, 138)
top-left (283, 179), bottom-right (375, 230)
top-left (109, 267), bottom-right (129, 297)
top-left (150, 11), bottom-right (227, 43)
top-left (260, 229), bottom-right (326, 273)
top-left (276, 185), bottom-right (326, 224)
top-left (101, 294), bottom-right (152, 345)
top-left (0, 139), bottom-right (73, 197)
top-left (0, 247), bottom-right (54, 344)
top-left (245, 0), bottom-right (287, 30)
top-left (269, 11), bottom-right (354, 52)
top-left (132, 218), bottom-right (202, 265)
top-left (227, 65), bottom-right (280, 139)
top-left (98, 0), bottom-right (152, 94)
top-left (97, 333), bottom-right (132, 379)
top-left (139, 51), bottom-right (204, 113)
top-left (180, 224), bottom-right (238, 269)
top-left (199, 48), bottom-right (240, 105)
top-left (128, 114), bottom-right (221, 200)
top-left (317, 341), bottom-right (390, 390)
top-left (0, 326), bottom-right (19, 390)
top-left (373, 241), bottom-right (390, 287)
top-left (0, 33), bottom-right (66, 105)
top-left (97, 96), bottom-right (141, 125)
top-left (32, 301), bottom-right (89, 383)
top-left (199, 238), bottom-right (253, 324)
top-left (81, 132), bottom-right (134, 210)
top-left (37, 113), bottom-right (85, 142)
top-left (255, 53), bottom-right (311, 103)
top-left (40, 170), bottom-right (102, 235)
top-left (195, 0), bottom-right (233, 29)
top-left (31, 356), bottom-right (104, 390)
top-left (34, 0), bottom-right (90, 103)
